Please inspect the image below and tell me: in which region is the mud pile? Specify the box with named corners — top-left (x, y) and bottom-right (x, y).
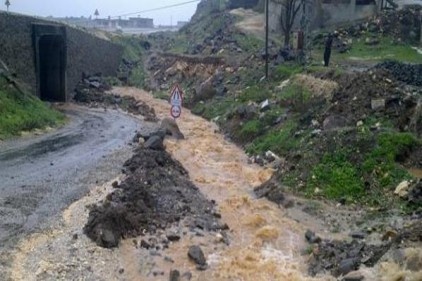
top-left (319, 69), bottom-right (420, 133)
top-left (146, 53), bottom-right (223, 93)
top-left (307, 221), bottom-right (422, 277)
top-left (377, 6), bottom-right (422, 43)
top-left (73, 76), bottom-right (157, 121)
top-left (84, 138), bottom-right (223, 248)
top-left (376, 61), bottom-right (422, 87)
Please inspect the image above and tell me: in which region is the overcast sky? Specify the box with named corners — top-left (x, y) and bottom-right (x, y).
top-left (3, 0), bottom-right (199, 25)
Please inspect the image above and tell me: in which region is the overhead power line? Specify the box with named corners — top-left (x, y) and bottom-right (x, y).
top-left (109, 0), bottom-right (201, 19)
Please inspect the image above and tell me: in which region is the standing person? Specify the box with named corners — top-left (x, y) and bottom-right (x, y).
top-left (324, 33), bottom-right (334, 67)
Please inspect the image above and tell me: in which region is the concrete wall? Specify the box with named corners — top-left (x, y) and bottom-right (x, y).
top-left (269, 0), bottom-right (378, 33)
top-left (322, 3), bottom-right (377, 26)
top-left (0, 12), bottom-right (37, 92)
top-left (66, 27), bottom-right (122, 98)
top-left (0, 11), bottom-right (123, 101)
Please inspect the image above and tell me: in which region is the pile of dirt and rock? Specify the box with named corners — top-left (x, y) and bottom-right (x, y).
top-left (313, 68), bottom-right (422, 135)
top-left (313, 6), bottom-right (422, 53)
top-left (376, 61), bottom-right (422, 87)
top-left (146, 52), bottom-right (224, 93)
top-left (84, 131), bottom-right (226, 248)
top-left (306, 221), bottom-right (422, 278)
top-left (73, 74), bottom-right (157, 121)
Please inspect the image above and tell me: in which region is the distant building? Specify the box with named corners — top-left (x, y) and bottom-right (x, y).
top-left (94, 17), bottom-right (154, 30)
top-left (177, 21), bottom-right (189, 28)
top-left (53, 16), bottom-right (154, 31)
top-left (127, 17), bottom-right (154, 28)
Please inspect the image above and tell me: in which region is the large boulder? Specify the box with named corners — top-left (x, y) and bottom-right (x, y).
top-left (161, 118), bottom-right (185, 139)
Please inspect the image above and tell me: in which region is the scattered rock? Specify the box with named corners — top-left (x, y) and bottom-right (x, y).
top-left (188, 245), bottom-right (207, 266)
top-left (169, 269), bottom-right (180, 281)
top-left (140, 240), bottom-right (151, 249)
top-left (166, 232), bottom-right (181, 242)
top-left (394, 180), bottom-right (410, 198)
top-left (182, 271), bottom-right (192, 280)
top-left (382, 229), bottom-right (398, 241)
top-left (260, 99), bottom-right (270, 112)
top-left (371, 99), bottom-right (385, 110)
top-left (408, 181), bottom-right (422, 205)
top-left (144, 135), bottom-right (164, 150)
top-left (164, 256), bottom-right (175, 263)
top-left (364, 37), bottom-right (380, 46)
top-left (342, 270), bottom-right (364, 281)
top-left (323, 115), bottom-right (348, 130)
top-left (350, 231), bottom-right (366, 240)
top-left (100, 229), bottom-right (119, 248)
top-left (305, 230), bottom-right (322, 244)
top-left (338, 258), bottom-right (359, 276)
top-left (161, 118), bottom-right (185, 139)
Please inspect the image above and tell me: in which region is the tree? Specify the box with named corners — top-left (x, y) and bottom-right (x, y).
top-left (94, 9), bottom-right (99, 19)
top-left (274, 0), bottom-right (302, 47)
top-left (5, 0), bottom-right (10, 12)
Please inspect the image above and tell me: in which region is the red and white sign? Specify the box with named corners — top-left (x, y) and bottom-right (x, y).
top-left (170, 105), bottom-right (182, 119)
top-left (169, 84), bottom-right (183, 119)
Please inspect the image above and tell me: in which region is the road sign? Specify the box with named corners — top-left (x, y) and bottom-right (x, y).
top-left (170, 84), bottom-right (183, 119)
top-left (170, 84), bottom-right (183, 107)
top-left (170, 105), bottom-right (182, 119)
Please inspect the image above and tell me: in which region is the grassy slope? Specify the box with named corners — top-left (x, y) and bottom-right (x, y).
top-left (120, 8), bottom-right (421, 210)
top-left (0, 76), bottom-right (65, 139)
top-left (313, 36), bottom-right (422, 64)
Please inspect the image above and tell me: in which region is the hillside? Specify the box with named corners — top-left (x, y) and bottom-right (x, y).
top-left (109, 1), bottom-right (422, 278)
top-left (0, 72), bottom-right (65, 139)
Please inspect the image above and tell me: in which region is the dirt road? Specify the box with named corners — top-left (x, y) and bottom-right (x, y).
top-left (0, 104), bottom-right (140, 277)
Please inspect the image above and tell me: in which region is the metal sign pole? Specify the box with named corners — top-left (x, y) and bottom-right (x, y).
top-left (265, 0), bottom-right (269, 79)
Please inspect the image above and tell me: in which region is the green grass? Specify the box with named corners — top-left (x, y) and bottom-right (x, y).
top-left (333, 36), bottom-right (422, 63)
top-left (279, 83), bottom-right (311, 102)
top-left (275, 64), bottom-right (304, 80)
top-left (362, 132), bottom-right (418, 188)
top-left (238, 85), bottom-right (271, 103)
top-left (111, 35), bottom-right (148, 89)
top-left (112, 35), bottom-right (144, 62)
top-left (128, 67), bottom-right (146, 88)
top-left (236, 119), bottom-right (264, 141)
top-left (233, 33), bottom-right (263, 52)
top-left (246, 119), bottom-right (299, 155)
top-left (192, 96), bottom-right (240, 121)
top-left (0, 77), bottom-right (65, 139)
top-left (308, 151), bottom-right (364, 202)
top-left (302, 132), bottom-right (418, 205)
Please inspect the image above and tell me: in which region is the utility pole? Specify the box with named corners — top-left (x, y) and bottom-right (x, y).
top-left (265, 0), bottom-right (269, 79)
top-left (5, 0), bottom-right (10, 12)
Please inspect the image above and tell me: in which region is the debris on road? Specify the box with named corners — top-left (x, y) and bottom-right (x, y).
top-left (84, 135), bottom-right (224, 248)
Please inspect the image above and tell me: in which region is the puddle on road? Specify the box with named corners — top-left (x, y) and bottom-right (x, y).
top-left (114, 87), bottom-right (333, 281)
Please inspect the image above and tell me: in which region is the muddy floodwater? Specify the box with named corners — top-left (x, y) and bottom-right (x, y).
top-left (113, 88), bottom-right (334, 281)
top-left (6, 89), bottom-right (421, 281)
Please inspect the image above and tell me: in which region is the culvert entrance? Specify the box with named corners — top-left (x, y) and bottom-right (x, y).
top-left (33, 24), bottom-right (66, 102)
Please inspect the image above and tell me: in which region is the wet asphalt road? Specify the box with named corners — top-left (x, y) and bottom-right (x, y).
top-left (0, 105), bottom-right (140, 249)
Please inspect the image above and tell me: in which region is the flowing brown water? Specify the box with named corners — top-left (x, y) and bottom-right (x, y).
top-left (114, 87), bottom-right (334, 281)
top-left (9, 88), bottom-right (421, 280)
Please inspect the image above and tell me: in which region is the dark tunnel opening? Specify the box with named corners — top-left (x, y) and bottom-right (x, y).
top-left (38, 35), bottom-right (66, 102)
